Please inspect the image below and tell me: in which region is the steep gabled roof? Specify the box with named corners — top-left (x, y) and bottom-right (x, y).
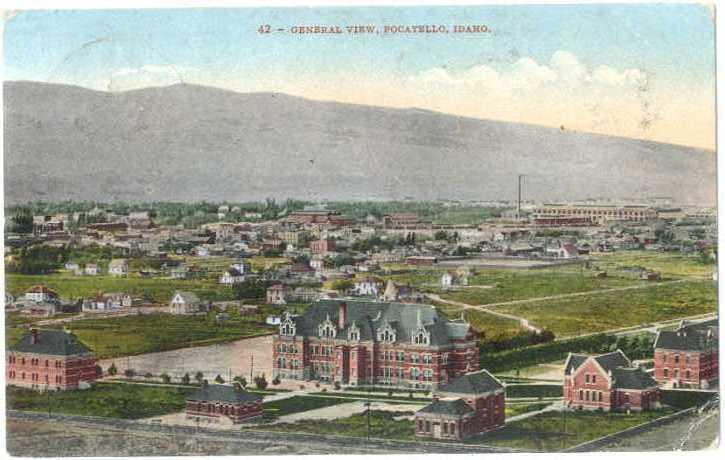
top-left (654, 319), bottom-right (718, 351)
top-left (593, 350), bottom-right (631, 373)
top-left (417, 398), bottom-right (475, 417)
top-left (437, 369), bottom-right (503, 395)
top-left (611, 367), bottom-right (658, 390)
top-left (9, 329), bottom-right (93, 356)
top-left (289, 299), bottom-right (473, 346)
top-left (564, 353), bottom-right (588, 375)
top-left (186, 384), bottom-right (262, 404)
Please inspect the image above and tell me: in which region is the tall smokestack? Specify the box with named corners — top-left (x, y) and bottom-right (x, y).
top-left (517, 174), bottom-right (524, 219)
top-left (338, 302), bottom-right (347, 329)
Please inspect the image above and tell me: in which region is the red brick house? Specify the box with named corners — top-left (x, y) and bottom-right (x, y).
top-left (564, 350), bottom-right (660, 412)
top-left (309, 239), bottom-right (336, 255)
top-left (185, 383), bottom-right (263, 424)
top-left (7, 329), bottom-right (99, 391)
top-left (415, 369), bottom-right (505, 440)
top-left (272, 299), bottom-right (480, 389)
top-left (653, 319), bottom-right (718, 389)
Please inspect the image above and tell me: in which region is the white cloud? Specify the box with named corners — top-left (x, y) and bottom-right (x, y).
top-left (410, 50), bottom-right (645, 91)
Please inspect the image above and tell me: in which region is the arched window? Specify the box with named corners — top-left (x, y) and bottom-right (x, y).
top-left (348, 322), bottom-right (360, 341)
top-left (411, 326), bottom-right (430, 345)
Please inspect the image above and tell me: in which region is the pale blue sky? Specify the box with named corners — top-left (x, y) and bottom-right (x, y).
top-left (3, 5), bottom-right (716, 148)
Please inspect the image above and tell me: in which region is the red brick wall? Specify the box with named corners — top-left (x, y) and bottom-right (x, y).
top-left (564, 359), bottom-right (612, 410)
top-left (7, 352), bottom-right (98, 390)
top-left (654, 348), bottom-right (718, 387)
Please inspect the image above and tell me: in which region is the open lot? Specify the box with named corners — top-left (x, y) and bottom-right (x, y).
top-left (490, 280), bottom-right (716, 337)
top-left (592, 250), bottom-right (715, 280)
top-left (98, 334), bottom-right (274, 381)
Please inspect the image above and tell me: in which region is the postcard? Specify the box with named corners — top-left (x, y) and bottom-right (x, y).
top-left (2, 2), bottom-right (719, 456)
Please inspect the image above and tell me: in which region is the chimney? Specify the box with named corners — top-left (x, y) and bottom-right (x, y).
top-left (338, 302), bottom-right (347, 329)
top-left (31, 328), bottom-right (38, 344)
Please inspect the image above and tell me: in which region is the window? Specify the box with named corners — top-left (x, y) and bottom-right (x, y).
top-left (411, 354), bottom-right (419, 364)
top-left (423, 354), bottom-right (432, 364)
top-left (598, 392), bottom-right (603, 402)
top-left (585, 390), bottom-right (590, 401)
top-left (624, 393), bottom-right (630, 404)
top-left (424, 369), bottom-right (433, 382)
top-left (674, 354), bottom-right (680, 364)
top-left (418, 420), bottom-right (423, 431)
top-left (443, 423), bottom-right (448, 434)
top-left (450, 423), bottom-right (455, 435)
top-left (685, 370), bottom-right (691, 379)
top-left (664, 368), bottom-right (669, 378)
top-left (579, 390), bottom-right (583, 400)
top-left (685, 355), bottom-right (690, 364)
top-left (592, 375), bottom-right (596, 384)
top-left (585, 375), bottom-right (590, 383)
top-left (425, 421), bottom-right (431, 433)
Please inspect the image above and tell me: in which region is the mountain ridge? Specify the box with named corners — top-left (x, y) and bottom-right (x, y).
top-left (3, 80), bottom-right (716, 205)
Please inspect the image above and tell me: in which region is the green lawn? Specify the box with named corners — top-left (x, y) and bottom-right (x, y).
top-left (5, 273), bottom-right (237, 304)
top-left (505, 402), bottom-right (552, 417)
top-left (39, 311), bottom-right (273, 358)
top-left (506, 384), bottom-right (563, 399)
top-left (261, 395), bottom-right (353, 421)
top-left (481, 409), bottom-right (674, 451)
top-left (6, 382), bottom-right (194, 419)
top-left (491, 280), bottom-right (716, 337)
top-left (309, 391), bottom-right (430, 403)
top-left (260, 410), bottom-right (416, 440)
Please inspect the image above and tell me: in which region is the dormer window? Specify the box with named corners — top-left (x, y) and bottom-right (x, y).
top-left (412, 325), bottom-right (430, 345)
top-left (319, 315), bottom-right (337, 339)
top-left (377, 323), bottom-right (396, 343)
top-left (280, 314), bottom-right (296, 336)
top-left (348, 322), bottom-right (360, 341)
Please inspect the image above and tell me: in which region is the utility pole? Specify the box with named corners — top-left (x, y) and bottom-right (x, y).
top-left (250, 355), bottom-right (254, 381)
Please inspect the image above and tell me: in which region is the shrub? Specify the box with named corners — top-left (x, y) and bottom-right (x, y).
top-left (333, 381), bottom-right (341, 390)
top-left (124, 369), bottom-right (136, 378)
top-left (107, 363), bottom-right (118, 376)
top-left (161, 373), bottom-right (171, 384)
top-left (181, 373), bottom-right (191, 385)
top-left (195, 372), bottom-right (204, 384)
top-left (144, 372), bottom-right (153, 379)
top-left (215, 375), bottom-right (225, 384)
top-left (234, 376), bottom-right (247, 388)
top-left (254, 375), bottom-right (268, 390)
top-left (272, 376), bottom-right (281, 386)
top-left (95, 365), bottom-right (103, 377)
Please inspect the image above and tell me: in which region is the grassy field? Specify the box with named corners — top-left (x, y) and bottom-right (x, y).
top-left (6, 382), bottom-right (194, 419)
top-left (261, 395), bottom-right (353, 421)
top-left (592, 251), bottom-right (714, 279)
top-left (434, 267), bottom-right (642, 306)
top-left (40, 311), bottom-right (273, 358)
top-left (260, 410), bottom-right (416, 440)
top-left (506, 384), bottom-right (563, 399)
top-left (481, 409), bottom-right (674, 451)
top-left (5, 273), bottom-right (237, 304)
top-left (437, 304), bottom-right (525, 342)
top-left (490, 280), bottom-right (716, 337)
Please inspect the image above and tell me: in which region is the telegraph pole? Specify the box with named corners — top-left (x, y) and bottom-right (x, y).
top-left (517, 174), bottom-right (525, 220)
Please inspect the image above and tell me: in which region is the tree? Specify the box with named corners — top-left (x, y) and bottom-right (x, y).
top-left (272, 376), bottom-right (281, 386)
top-left (144, 372), bottom-right (153, 379)
top-left (161, 373), bottom-right (172, 384)
top-left (215, 374), bottom-right (225, 384)
top-left (181, 373), bottom-right (191, 385)
top-left (107, 363), bottom-right (118, 376)
top-left (195, 371), bottom-right (204, 384)
top-left (95, 364), bottom-right (103, 378)
top-left (254, 375), bottom-right (268, 390)
top-left (331, 279), bottom-right (354, 292)
top-left (233, 376), bottom-right (247, 388)
top-left (124, 368), bottom-right (136, 378)
top-left (434, 230), bottom-right (448, 241)
top-left (10, 207), bottom-right (33, 234)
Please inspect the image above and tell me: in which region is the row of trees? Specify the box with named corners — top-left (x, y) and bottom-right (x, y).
top-left (105, 364), bottom-right (276, 390)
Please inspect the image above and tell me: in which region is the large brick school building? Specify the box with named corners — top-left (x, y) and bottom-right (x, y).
top-left (272, 299), bottom-right (480, 390)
